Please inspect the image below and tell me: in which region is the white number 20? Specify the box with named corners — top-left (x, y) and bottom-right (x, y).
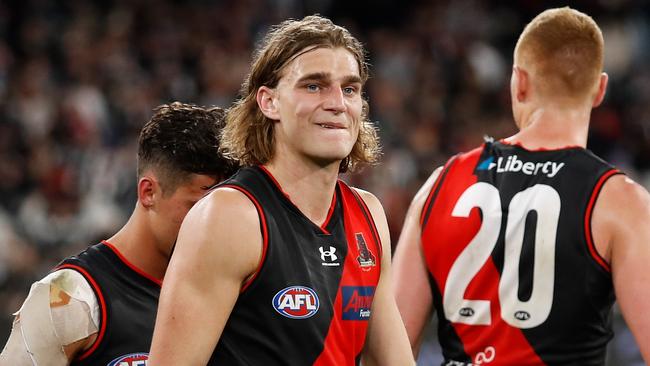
top-left (443, 183), bottom-right (560, 329)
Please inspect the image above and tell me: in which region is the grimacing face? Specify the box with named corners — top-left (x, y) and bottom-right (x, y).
top-left (267, 47), bottom-right (363, 169)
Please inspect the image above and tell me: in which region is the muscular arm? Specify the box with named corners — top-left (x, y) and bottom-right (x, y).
top-left (148, 188), bottom-right (261, 365)
top-left (0, 269), bottom-right (99, 366)
top-left (392, 168), bottom-right (441, 357)
top-left (592, 175), bottom-right (650, 362)
top-left (355, 189), bottom-right (415, 366)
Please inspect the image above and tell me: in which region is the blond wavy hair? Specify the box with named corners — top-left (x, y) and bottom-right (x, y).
top-left (221, 15), bottom-right (380, 173)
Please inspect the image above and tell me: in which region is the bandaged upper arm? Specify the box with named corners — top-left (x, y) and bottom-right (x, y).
top-left (0, 269), bottom-right (100, 366)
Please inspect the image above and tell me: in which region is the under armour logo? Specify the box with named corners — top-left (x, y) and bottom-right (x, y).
top-left (319, 246), bottom-right (339, 266)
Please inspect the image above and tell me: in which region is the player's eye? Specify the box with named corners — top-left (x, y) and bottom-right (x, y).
top-left (343, 86), bottom-right (357, 95)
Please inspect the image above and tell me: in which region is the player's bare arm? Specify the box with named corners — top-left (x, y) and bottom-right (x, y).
top-left (392, 167), bottom-right (441, 356)
top-left (0, 270), bottom-right (99, 365)
top-left (148, 187), bottom-right (262, 365)
top-left (592, 174), bottom-right (650, 363)
top-left (355, 189), bottom-right (416, 366)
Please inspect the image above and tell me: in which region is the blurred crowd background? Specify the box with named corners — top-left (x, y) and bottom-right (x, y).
top-left (0, 0), bottom-right (648, 364)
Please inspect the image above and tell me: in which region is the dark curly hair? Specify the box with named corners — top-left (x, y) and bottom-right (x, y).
top-left (138, 102), bottom-right (239, 195)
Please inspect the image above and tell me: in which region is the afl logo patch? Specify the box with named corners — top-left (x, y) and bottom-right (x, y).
top-left (107, 352), bottom-right (148, 366)
top-left (272, 286), bottom-right (319, 319)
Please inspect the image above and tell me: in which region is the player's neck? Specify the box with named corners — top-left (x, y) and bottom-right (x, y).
top-left (106, 206), bottom-right (166, 282)
top-left (509, 105), bottom-right (590, 150)
top-left (264, 157), bottom-right (339, 227)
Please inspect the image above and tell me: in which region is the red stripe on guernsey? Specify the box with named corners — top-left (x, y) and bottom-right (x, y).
top-left (258, 165), bottom-right (336, 233)
top-left (421, 147), bottom-right (544, 365)
top-left (321, 190), bottom-right (337, 234)
top-left (313, 182), bottom-right (381, 366)
top-left (348, 187), bottom-right (383, 260)
top-left (584, 169), bottom-right (621, 272)
top-left (101, 240), bottom-right (162, 286)
top-left (420, 155), bottom-right (459, 227)
top-left (220, 184), bottom-right (269, 292)
top-left (54, 263), bottom-right (107, 361)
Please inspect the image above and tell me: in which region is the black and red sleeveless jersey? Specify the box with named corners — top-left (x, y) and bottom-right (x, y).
top-left (57, 241), bottom-right (160, 366)
top-left (420, 140), bottom-right (621, 366)
top-left (209, 166), bottom-right (382, 366)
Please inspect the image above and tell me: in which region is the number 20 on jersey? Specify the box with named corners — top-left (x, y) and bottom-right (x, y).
top-left (443, 183), bottom-right (560, 329)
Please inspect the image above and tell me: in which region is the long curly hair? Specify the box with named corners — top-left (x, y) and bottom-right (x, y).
top-left (221, 15), bottom-right (380, 173)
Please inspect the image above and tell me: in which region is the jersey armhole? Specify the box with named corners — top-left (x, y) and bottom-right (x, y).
top-left (346, 185), bottom-right (384, 264)
top-left (584, 169), bottom-right (622, 273)
top-left (420, 155), bottom-right (458, 227)
top-left (220, 184), bottom-right (269, 293)
top-left (53, 263), bottom-right (107, 361)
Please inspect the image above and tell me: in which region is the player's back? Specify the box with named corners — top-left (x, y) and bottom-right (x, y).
top-left (421, 140), bottom-right (619, 365)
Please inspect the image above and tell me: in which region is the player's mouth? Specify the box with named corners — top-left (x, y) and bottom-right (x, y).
top-left (317, 122), bottom-right (346, 129)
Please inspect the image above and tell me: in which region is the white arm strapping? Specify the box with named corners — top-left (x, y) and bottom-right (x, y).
top-left (0, 269), bottom-right (100, 366)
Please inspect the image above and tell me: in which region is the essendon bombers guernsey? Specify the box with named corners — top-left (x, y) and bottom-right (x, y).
top-left (209, 166), bottom-right (382, 366)
top-left (421, 140), bottom-right (621, 366)
top-left (57, 241), bottom-right (160, 366)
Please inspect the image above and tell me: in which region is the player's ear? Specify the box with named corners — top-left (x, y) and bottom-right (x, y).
top-left (138, 175), bottom-right (157, 208)
top-left (512, 66), bottom-right (529, 103)
top-left (257, 86), bottom-right (280, 121)
top-left (592, 72), bottom-right (608, 108)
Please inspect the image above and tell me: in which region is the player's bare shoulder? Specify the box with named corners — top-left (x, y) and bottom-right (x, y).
top-left (175, 184), bottom-right (263, 279)
top-left (349, 187), bottom-right (392, 256)
top-left (411, 166), bottom-right (443, 212)
top-left (596, 174), bottom-right (650, 223)
top-left (350, 187), bottom-right (381, 211)
top-left (189, 185), bottom-right (260, 229)
top-left (592, 174), bottom-right (650, 260)
top-left (611, 174), bottom-right (650, 206)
